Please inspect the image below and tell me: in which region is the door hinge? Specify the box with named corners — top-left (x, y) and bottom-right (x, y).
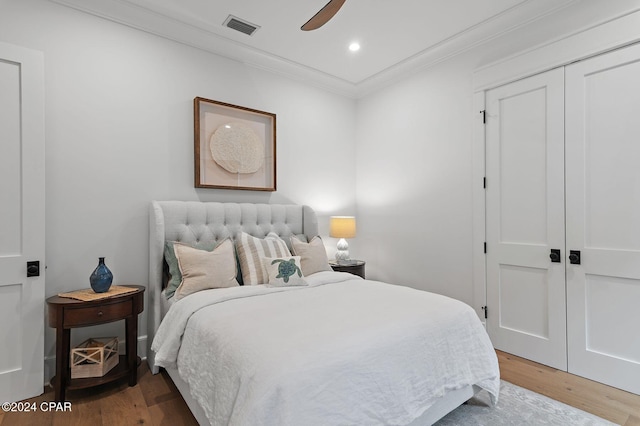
top-left (484, 242), bottom-right (487, 254)
top-left (481, 110), bottom-right (486, 124)
top-left (482, 306), bottom-right (488, 319)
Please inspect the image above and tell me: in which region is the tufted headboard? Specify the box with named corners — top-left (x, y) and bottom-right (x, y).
top-left (147, 201), bottom-right (319, 373)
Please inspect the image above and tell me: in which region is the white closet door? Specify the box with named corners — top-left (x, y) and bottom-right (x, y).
top-left (566, 43), bottom-right (640, 395)
top-left (485, 68), bottom-right (567, 370)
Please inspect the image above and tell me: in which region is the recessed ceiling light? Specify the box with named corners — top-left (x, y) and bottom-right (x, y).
top-left (349, 42), bottom-right (360, 52)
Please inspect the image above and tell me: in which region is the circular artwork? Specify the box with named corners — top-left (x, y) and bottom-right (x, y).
top-left (210, 122), bottom-right (264, 174)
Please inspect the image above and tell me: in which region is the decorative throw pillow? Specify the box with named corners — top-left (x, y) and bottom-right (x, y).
top-left (236, 232), bottom-right (291, 285)
top-left (261, 256), bottom-right (308, 287)
top-left (164, 240), bottom-right (218, 299)
top-left (173, 238), bottom-right (239, 300)
top-left (290, 235), bottom-right (332, 276)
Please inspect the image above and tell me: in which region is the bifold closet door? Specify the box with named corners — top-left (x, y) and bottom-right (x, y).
top-left (565, 43), bottom-right (640, 395)
top-left (485, 68), bottom-right (567, 370)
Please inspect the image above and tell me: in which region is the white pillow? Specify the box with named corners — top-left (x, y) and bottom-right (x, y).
top-left (261, 256), bottom-right (308, 287)
top-left (236, 232), bottom-right (291, 285)
top-left (174, 238), bottom-right (239, 300)
top-left (290, 235), bottom-right (332, 276)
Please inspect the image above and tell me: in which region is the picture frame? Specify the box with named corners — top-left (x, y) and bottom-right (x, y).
top-left (194, 97), bottom-right (276, 191)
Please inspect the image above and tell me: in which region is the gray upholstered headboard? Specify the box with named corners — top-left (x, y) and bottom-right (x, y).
top-left (147, 201), bottom-right (319, 373)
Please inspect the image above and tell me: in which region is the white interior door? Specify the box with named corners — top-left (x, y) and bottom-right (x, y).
top-left (565, 43), bottom-right (640, 395)
top-left (0, 42), bottom-right (45, 402)
top-left (485, 68), bottom-right (567, 370)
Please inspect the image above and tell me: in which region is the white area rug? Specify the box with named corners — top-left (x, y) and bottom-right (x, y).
top-left (436, 380), bottom-right (616, 425)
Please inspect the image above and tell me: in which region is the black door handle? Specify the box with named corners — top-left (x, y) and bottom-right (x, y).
top-left (569, 250), bottom-right (581, 265)
top-left (27, 261), bottom-right (40, 277)
top-left (549, 249), bottom-right (561, 263)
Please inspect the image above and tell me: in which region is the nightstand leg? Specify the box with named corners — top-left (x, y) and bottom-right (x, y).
top-left (125, 316), bottom-right (138, 386)
top-left (54, 327), bottom-right (70, 402)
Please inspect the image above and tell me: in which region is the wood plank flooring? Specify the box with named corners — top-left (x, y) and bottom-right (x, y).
top-left (0, 363), bottom-right (197, 426)
top-left (497, 350), bottom-right (640, 426)
top-left (2, 352), bottom-right (639, 425)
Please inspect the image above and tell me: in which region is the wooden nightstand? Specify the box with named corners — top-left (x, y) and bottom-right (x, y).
top-left (46, 285), bottom-right (145, 402)
top-left (330, 260), bottom-right (366, 279)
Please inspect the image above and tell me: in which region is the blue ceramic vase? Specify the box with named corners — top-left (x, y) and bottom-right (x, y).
top-left (90, 257), bottom-right (113, 293)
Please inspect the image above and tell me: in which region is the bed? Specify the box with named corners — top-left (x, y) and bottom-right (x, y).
top-left (147, 201), bottom-right (499, 425)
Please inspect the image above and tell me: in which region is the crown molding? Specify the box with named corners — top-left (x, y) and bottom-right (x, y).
top-left (354, 0), bottom-right (578, 97)
top-left (50, 0), bottom-right (358, 98)
top-left (473, 7), bottom-right (640, 91)
top-left (51, 0), bottom-right (576, 99)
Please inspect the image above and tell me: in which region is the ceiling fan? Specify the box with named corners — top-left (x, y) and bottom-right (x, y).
top-left (301, 0), bottom-right (346, 31)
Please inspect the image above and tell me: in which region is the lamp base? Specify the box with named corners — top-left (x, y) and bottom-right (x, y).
top-left (335, 238), bottom-right (350, 263)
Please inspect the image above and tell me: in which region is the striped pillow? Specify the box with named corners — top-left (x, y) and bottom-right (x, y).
top-left (236, 232), bottom-right (291, 285)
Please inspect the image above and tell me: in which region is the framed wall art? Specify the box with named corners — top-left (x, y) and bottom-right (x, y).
top-left (194, 97), bottom-right (276, 191)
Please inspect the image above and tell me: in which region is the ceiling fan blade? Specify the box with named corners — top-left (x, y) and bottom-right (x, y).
top-left (301, 0), bottom-right (346, 31)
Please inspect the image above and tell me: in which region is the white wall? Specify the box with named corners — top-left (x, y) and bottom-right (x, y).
top-left (354, 0), bottom-right (640, 311)
top-left (355, 54), bottom-right (476, 302)
top-left (0, 0), bottom-right (357, 379)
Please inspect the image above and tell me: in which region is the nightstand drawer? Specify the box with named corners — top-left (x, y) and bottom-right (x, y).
top-left (64, 300), bottom-right (133, 327)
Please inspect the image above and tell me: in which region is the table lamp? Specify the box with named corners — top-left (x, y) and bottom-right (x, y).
top-left (330, 216), bottom-right (356, 264)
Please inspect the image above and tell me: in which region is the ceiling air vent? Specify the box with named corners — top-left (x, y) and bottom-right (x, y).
top-left (223, 15), bottom-right (260, 36)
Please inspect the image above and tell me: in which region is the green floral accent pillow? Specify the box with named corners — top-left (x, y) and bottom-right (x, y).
top-left (261, 256), bottom-right (308, 287)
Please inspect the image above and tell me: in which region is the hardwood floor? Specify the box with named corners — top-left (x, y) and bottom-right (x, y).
top-left (0, 363), bottom-right (198, 426)
top-left (2, 352), bottom-right (639, 425)
top-left (497, 350), bottom-right (640, 426)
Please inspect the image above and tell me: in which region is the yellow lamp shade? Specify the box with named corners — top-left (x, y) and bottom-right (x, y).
top-left (330, 216), bottom-right (356, 239)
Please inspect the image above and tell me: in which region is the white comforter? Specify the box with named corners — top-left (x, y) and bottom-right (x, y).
top-left (152, 271), bottom-right (500, 426)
